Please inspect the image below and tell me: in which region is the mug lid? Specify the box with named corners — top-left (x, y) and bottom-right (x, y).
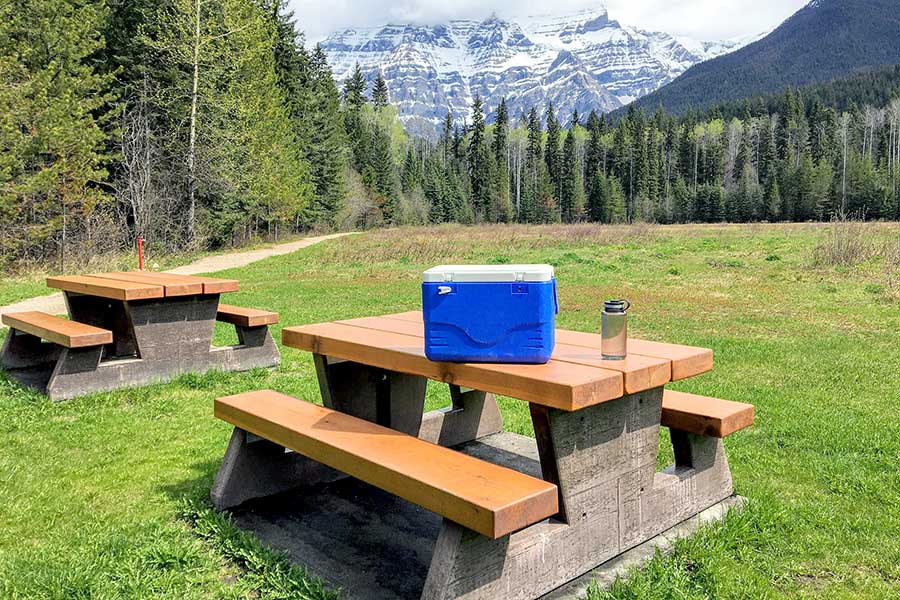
top-left (604, 299), bottom-right (631, 312)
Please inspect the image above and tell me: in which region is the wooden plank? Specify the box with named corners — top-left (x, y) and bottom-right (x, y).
top-left (217, 304), bottom-right (278, 328)
top-left (283, 323), bottom-right (623, 411)
top-left (556, 331), bottom-right (713, 381)
top-left (46, 275), bottom-right (164, 301)
top-left (106, 271), bottom-right (239, 295)
top-left (382, 311), bottom-right (713, 381)
top-left (215, 390), bottom-right (559, 539)
top-left (2, 311), bottom-right (112, 348)
top-left (383, 310), bottom-right (426, 323)
top-left (338, 316), bottom-right (671, 394)
top-left (661, 390), bottom-right (754, 437)
top-left (96, 272), bottom-right (203, 297)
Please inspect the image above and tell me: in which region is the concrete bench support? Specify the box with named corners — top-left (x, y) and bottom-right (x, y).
top-left (421, 387), bottom-right (735, 600)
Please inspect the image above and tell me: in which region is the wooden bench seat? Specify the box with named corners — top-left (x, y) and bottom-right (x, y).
top-left (661, 390), bottom-right (754, 437)
top-left (1, 311), bottom-right (112, 348)
top-left (216, 305), bottom-right (279, 328)
top-left (215, 390), bottom-right (559, 539)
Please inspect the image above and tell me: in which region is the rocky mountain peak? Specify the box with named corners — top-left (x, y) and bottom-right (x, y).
top-left (319, 8), bottom-right (746, 136)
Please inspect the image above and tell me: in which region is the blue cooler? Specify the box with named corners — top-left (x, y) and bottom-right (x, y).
top-left (422, 265), bottom-right (558, 364)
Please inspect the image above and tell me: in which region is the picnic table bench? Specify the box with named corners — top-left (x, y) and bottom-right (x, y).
top-left (0, 272), bottom-right (279, 400)
top-left (211, 311), bottom-right (753, 600)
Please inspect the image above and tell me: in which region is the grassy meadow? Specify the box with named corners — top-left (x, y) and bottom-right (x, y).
top-left (0, 222), bottom-right (898, 599)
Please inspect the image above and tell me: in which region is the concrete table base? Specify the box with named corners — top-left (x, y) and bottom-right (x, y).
top-left (225, 432), bottom-right (743, 600)
top-left (211, 358), bottom-right (740, 600)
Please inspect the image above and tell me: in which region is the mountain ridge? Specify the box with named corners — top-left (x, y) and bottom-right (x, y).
top-left (625, 0), bottom-right (900, 115)
top-left (319, 7), bottom-right (749, 135)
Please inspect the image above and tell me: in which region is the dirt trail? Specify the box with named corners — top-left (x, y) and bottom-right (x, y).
top-left (0, 232), bottom-right (354, 317)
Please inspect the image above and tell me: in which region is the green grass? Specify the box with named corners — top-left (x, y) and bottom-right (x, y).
top-left (1, 222), bottom-right (899, 599)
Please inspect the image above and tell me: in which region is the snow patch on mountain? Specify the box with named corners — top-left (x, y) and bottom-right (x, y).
top-left (319, 6), bottom-right (750, 136)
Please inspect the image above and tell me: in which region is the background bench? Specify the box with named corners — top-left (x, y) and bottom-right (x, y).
top-left (1, 311), bottom-right (113, 399)
top-left (662, 390), bottom-right (754, 438)
top-left (216, 305), bottom-right (279, 328)
top-left (2, 311), bottom-right (112, 349)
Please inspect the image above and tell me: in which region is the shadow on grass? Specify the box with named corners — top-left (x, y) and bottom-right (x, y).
top-left (158, 457), bottom-right (221, 505)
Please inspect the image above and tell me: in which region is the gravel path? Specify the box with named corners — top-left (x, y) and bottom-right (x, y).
top-left (0, 232), bottom-right (354, 317)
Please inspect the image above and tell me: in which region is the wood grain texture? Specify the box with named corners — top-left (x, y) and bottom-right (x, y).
top-left (1, 311), bottom-right (112, 348)
top-left (338, 315), bottom-right (671, 394)
top-left (47, 275), bottom-right (164, 301)
top-left (104, 271), bottom-right (239, 294)
top-left (216, 304), bottom-right (279, 328)
top-left (214, 390), bottom-right (559, 538)
top-left (98, 272), bottom-right (203, 296)
top-left (283, 322), bottom-right (623, 411)
top-left (383, 310), bottom-right (713, 380)
top-left (662, 390), bottom-right (754, 437)
top-left (555, 330), bottom-right (713, 381)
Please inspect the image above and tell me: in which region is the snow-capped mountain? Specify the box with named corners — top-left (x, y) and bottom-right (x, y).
top-left (319, 7), bottom-right (750, 136)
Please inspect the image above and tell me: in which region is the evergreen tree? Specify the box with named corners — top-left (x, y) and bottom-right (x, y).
top-left (467, 96), bottom-right (491, 222)
top-left (522, 106), bottom-right (548, 223)
top-left (765, 175), bottom-right (782, 221)
top-left (440, 111), bottom-right (454, 166)
top-left (341, 63), bottom-right (369, 172)
top-left (672, 177), bottom-right (692, 223)
top-left (270, 4), bottom-right (345, 228)
top-left (0, 0), bottom-right (113, 267)
top-left (372, 71), bottom-right (389, 108)
top-left (370, 123), bottom-right (397, 222)
top-left (606, 177), bottom-right (627, 224)
top-left (560, 128), bottom-right (582, 222)
top-left (585, 110), bottom-right (604, 178)
top-left (492, 98), bottom-right (512, 222)
top-left (587, 171), bottom-right (606, 222)
top-left (343, 63), bottom-right (367, 108)
top-left (401, 145), bottom-right (419, 195)
top-left (271, 1), bottom-right (313, 149)
top-left (304, 45), bottom-right (348, 227)
top-left (545, 103), bottom-right (562, 215)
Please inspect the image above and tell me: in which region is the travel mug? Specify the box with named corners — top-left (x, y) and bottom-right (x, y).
top-left (601, 300), bottom-right (630, 360)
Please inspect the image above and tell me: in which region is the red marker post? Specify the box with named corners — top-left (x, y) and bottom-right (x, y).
top-left (137, 236), bottom-right (145, 271)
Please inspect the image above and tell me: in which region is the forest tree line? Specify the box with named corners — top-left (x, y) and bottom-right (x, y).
top-left (391, 89), bottom-right (900, 226)
top-left (2, 0), bottom-right (900, 272)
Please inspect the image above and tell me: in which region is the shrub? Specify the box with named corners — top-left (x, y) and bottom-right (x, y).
top-left (810, 213), bottom-right (872, 268)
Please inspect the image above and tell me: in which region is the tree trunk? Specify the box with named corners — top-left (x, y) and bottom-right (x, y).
top-left (187, 0), bottom-right (201, 243)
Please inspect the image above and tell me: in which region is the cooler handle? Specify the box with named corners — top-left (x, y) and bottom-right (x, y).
top-left (553, 278), bottom-right (559, 315)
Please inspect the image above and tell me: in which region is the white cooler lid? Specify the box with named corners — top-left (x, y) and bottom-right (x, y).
top-left (422, 264), bottom-right (555, 283)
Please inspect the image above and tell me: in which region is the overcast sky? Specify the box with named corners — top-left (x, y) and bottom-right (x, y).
top-left (291, 0), bottom-right (810, 44)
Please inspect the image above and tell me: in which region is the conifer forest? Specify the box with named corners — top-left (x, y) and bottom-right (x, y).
top-left (2, 0), bottom-right (899, 270)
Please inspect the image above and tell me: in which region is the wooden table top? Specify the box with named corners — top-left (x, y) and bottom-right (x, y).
top-left (282, 311), bottom-right (713, 412)
top-left (47, 271), bottom-right (239, 301)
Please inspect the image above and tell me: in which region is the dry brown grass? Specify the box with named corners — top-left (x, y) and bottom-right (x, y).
top-left (314, 223), bottom-right (664, 265)
top-left (810, 216), bottom-right (874, 268)
top-left (883, 238), bottom-right (900, 300)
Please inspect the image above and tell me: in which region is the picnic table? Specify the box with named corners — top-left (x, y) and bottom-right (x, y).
top-left (210, 311), bottom-right (753, 600)
top-left (0, 272), bottom-right (279, 400)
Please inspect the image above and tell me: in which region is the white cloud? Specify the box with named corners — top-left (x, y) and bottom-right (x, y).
top-left (291, 0), bottom-right (810, 44)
